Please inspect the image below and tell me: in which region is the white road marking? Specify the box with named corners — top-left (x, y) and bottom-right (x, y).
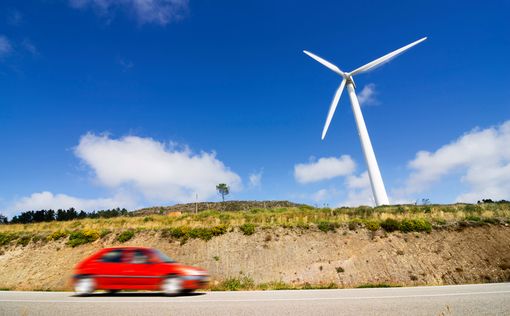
top-left (1, 290), bottom-right (509, 304)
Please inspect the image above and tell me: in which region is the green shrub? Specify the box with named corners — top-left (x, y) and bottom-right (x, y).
top-left (399, 218), bottom-right (432, 233)
top-left (356, 206), bottom-right (374, 217)
top-left (364, 220), bottom-right (380, 231)
top-left (381, 218), bottom-right (400, 232)
top-left (48, 230), bottom-right (68, 241)
top-left (433, 218), bottom-right (447, 225)
top-left (298, 205), bottom-right (315, 211)
top-left (100, 229), bottom-right (112, 238)
top-left (170, 226), bottom-right (189, 239)
top-left (257, 281), bottom-right (292, 290)
top-left (464, 204), bottom-right (482, 213)
top-left (249, 208), bottom-right (266, 214)
top-left (396, 206), bottom-right (406, 213)
top-left (317, 221), bottom-right (337, 233)
top-left (240, 223), bottom-right (256, 235)
top-left (117, 230), bottom-right (135, 243)
top-left (465, 215), bottom-right (481, 222)
top-left (0, 232), bottom-right (19, 246)
top-left (17, 235), bottom-right (32, 247)
top-left (193, 210), bottom-right (216, 219)
top-left (188, 228), bottom-right (213, 241)
top-left (210, 224), bottom-right (229, 236)
top-left (218, 213), bottom-right (233, 222)
top-left (482, 217), bottom-right (499, 224)
top-left (31, 234), bottom-right (47, 243)
top-left (348, 221), bottom-right (359, 231)
top-left (67, 229), bottom-right (100, 247)
top-left (321, 207), bottom-right (332, 213)
top-left (161, 226), bottom-right (189, 239)
top-left (296, 222), bottom-right (310, 229)
top-left (161, 225), bottom-right (228, 242)
top-left (211, 276), bottom-right (255, 291)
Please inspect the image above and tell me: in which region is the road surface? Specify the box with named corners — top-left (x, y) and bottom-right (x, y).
top-left (1, 283), bottom-right (509, 315)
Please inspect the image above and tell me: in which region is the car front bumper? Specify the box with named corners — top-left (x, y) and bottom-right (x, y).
top-left (181, 275), bottom-right (209, 288)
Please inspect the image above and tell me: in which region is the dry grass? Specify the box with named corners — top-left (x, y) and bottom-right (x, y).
top-left (1, 203), bottom-right (509, 236)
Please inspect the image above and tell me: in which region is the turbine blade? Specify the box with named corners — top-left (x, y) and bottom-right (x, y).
top-left (303, 50), bottom-right (345, 76)
top-left (322, 79), bottom-right (346, 140)
top-left (349, 37), bottom-right (427, 76)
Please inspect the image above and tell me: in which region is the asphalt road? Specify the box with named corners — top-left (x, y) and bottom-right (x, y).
top-left (1, 283), bottom-right (509, 315)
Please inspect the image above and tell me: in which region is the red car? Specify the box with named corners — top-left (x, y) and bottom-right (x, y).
top-left (72, 247), bottom-right (209, 296)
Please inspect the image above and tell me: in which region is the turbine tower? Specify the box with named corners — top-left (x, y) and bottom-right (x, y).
top-left (304, 37), bottom-right (427, 206)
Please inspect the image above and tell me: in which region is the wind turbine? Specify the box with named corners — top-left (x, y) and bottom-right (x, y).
top-left (304, 37), bottom-right (427, 206)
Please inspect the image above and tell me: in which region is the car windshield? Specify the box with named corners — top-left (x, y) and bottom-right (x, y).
top-left (154, 249), bottom-right (176, 263)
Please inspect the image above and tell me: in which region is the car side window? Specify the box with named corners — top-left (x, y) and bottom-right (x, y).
top-left (100, 249), bottom-right (124, 263)
top-left (131, 249), bottom-right (149, 264)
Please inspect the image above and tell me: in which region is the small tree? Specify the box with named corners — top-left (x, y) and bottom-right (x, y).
top-left (216, 183), bottom-right (230, 202)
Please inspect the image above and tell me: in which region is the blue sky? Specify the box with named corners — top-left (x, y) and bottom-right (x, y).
top-left (1, 0), bottom-right (509, 216)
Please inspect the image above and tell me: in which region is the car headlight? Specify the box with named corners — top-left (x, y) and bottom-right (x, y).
top-left (184, 269), bottom-right (207, 276)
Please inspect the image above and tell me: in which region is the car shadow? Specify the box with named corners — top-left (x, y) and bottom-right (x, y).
top-left (72, 292), bottom-right (206, 298)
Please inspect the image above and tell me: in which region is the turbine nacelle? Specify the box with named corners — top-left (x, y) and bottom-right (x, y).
top-left (345, 76), bottom-right (355, 88)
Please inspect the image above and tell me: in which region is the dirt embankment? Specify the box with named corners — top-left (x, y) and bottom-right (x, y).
top-left (1, 225), bottom-right (510, 291)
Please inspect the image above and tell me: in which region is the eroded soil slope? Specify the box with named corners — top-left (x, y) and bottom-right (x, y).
top-left (1, 225), bottom-right (509, 290)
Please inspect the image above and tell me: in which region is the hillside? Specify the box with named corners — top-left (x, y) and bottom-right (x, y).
top-left (133, 200), bottom-right (307, 215)
top-left (1, 202), bottom-right (510, 291)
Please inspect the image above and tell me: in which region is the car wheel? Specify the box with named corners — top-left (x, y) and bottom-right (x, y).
top-left (161, 275), bottom-right (183, 296)
top-left (106, 290), bottom-right (119, 295)
top-left (74, 276), bottom-right (95, 296)
top-left (181, 289), bottom-right (195, 294)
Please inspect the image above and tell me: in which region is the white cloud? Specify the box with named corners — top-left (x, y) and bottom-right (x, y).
top-left (357, 83), bottom-right (377, 106)
top-left (294, 155), bottom-right (356, 184)
top-left (11, 191), bottom-right (136, 216)
top-left (74, 133), bottom-right (242, 203)
top-left (69, 0), bottom-right (189, 25)
top-left (249, 170), bottom-right (263, 188)
top-left (0, 35), bottom-right (13, 58)
top-left (311, 188), bottom-right (341, 203)
top-left (0, 35), bottom-right (38, 62)
top-left (340, 171), bottom-right (374, 206)
top-left (403, 121), bottom-right (510, 202)
top-left (346, 171), bottom-right (370, 190)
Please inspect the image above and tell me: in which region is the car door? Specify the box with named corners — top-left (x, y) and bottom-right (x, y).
top-left (122, 249), bottom-right (161, 289)
top-left (94, 249), bottom-right (127, 289)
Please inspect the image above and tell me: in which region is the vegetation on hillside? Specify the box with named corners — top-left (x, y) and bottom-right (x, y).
top-left (134, 200), bottom-right (306, 215)
top-left (1, 202), bottom-right (509, 249)
top-left (208, 276), bottom-right (401, 291)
